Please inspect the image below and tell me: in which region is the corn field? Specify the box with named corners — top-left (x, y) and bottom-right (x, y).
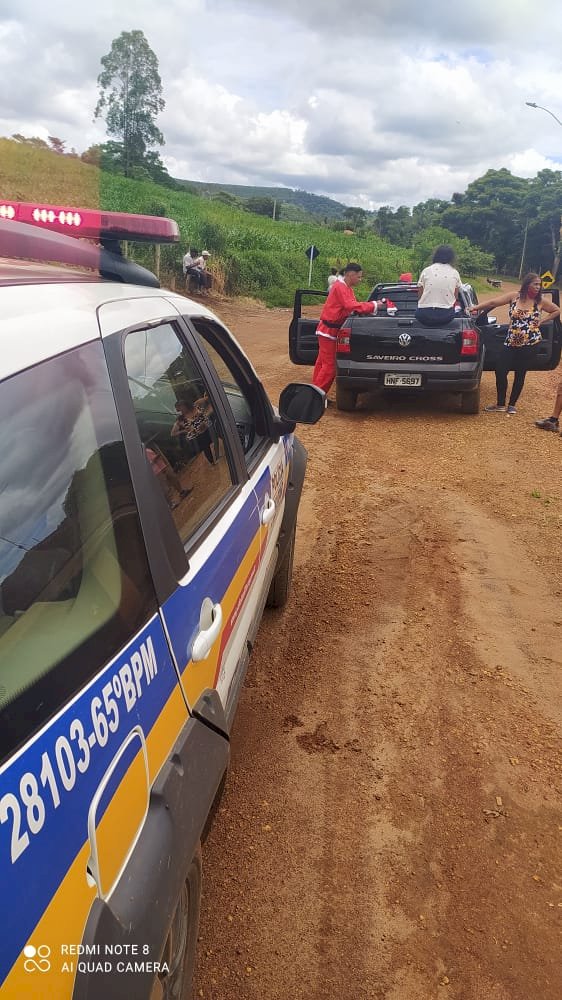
top-left (0, 140), bottom-right (491, 306)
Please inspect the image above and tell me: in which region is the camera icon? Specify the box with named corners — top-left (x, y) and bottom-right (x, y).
top-left (23, 944), bottom-right (51, 973)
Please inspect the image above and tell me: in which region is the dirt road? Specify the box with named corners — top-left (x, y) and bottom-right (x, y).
top-left (194, 298), bottom-right (561, 1000)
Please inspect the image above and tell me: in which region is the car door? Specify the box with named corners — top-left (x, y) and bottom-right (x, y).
top-left (480, 288), bottom-right (562, 371)
top-left (289, 288), bottom-right (325, 365)
top-left (186, 317), bottom-right (289, 669)
top-left (100, 305), bottom-right (265, 732)
top-left (0, 338), bottom-right (188, 1000)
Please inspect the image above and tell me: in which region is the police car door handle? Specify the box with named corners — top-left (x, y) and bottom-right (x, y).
top-left (261, 496), bottom-right (276, 525)
top-left (192, 601), bottom-right (223, 662)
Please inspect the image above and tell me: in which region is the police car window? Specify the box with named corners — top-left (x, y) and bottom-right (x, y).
top-left (124, 324), bottom-right (234, 547)
top-left (191, 320), bottom-right (266, 462)
top-left (0, 341), bottom-right (156, 763)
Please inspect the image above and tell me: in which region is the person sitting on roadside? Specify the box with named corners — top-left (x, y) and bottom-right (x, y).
top-left (183, 247), bottom-right (204, 292)
top-left (194, 249), bottom-right (212, 293)
top-left (415, 245), bottom-right (461, 327)
top-left (312, 263), bottom-right (386, 396)
top-left (535, 379), bottom-right (562, 433)
top-left (470, 273), bottom-right (561, 415)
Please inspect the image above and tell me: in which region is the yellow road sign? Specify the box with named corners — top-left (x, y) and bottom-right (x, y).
top-left (541, 270), bottom-right (554, 288)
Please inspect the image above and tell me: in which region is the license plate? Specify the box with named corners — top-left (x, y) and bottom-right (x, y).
top-left (384, 374), bottom-right (422, 387)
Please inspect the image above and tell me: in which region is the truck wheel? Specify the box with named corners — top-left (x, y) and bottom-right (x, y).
top-left (266, 524), bottom-right (295, 609)
top-left (154, 845), bottom-right (202, 1000)
top-left (336, 384), bottom-right (358, 411)
top-left (461, 386), bottom-right (480, 414)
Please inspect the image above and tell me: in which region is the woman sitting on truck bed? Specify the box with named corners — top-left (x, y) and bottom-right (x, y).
top-left (415, 245), bottom-right (462, 327)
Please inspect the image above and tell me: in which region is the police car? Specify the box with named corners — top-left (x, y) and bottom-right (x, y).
top-left (0, 203), bottom-right (324, 999)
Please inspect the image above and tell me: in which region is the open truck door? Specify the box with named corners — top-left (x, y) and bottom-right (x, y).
top-left (480, 288), bottom-right (562, 372)
top-left (289, 288), bottom-right (327, 366)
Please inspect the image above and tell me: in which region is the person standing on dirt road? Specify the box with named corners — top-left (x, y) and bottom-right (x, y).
top-left (470, 272), bottom-right (560, 415)
top-left (312, 263), bottom-right (385, 396)
top-left (535, 378), bottom-right (562, 434)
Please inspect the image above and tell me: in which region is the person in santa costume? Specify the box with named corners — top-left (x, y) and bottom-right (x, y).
top-left (312, 263), bottom-right (386, 395)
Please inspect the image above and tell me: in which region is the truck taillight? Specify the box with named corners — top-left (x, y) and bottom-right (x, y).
top-left (461, 328), bottom-right (479, 356)
top-left (336, 327), bottom-right (351, 354)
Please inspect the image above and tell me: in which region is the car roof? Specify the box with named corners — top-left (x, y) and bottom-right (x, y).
top-left (0, 268), bottom-right (217, 383)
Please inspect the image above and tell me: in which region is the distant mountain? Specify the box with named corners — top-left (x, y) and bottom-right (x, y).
top-left (174, 178), bottom-right (349, 220)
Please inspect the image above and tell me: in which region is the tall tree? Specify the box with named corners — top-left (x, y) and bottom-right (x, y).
top-left (344, 206), bottom-right (368, 230)
top-left (372, 205), bottom-right (413, 245)
top-left (47, 136), bottom-right (66, 154)
top-left (245, 196), bottom-right (277, 218)
top-left (524, 169), bottom-right (562, 275)
top-left (94, 29), bottom-right (165, 177)
top-left (440, 169), bottom-right (528, 272)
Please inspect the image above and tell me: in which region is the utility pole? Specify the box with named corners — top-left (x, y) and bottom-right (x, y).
top-left (525, 104), bottom-right (562, 281)
top-left (547, 217), bottom-right (562, 282)
top-left (518, 219), bottom-right (529, 280)
top-left (272, 199), bottom-right (277, 221)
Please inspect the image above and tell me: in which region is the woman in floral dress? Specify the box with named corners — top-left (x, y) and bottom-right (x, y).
top-left (171, 395), bottom-right (218, 464)
top-left (471, 273), bottom-right (560, 415)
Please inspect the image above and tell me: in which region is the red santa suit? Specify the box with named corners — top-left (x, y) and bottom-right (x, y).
top-left (312, 280), bottom-right (377, 393)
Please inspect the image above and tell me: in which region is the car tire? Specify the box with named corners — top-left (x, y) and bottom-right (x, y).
top-left (153, 845), bottom-right (202, 1000)
top-left (461, 386), bottom-right (480, 414)
top-left (336, 384), bottom-right (357, 411)
top-left (266, 524), bottom-right (295, 609)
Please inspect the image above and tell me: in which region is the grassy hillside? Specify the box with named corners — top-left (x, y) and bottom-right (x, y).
top-left (177, 179), bottom-right (349, 220)
top-left (0, 139), bottom-right (414, 306)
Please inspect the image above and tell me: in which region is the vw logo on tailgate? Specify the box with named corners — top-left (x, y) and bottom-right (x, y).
top-left (398, 332), bottom-right (411, 347)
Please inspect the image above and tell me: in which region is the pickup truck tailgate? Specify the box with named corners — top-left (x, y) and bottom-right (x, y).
top-left (349, 316), bottom-right (463, 365)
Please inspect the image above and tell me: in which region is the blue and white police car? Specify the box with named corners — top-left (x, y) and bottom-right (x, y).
top-left (0, 202), bottom-right (324, 999)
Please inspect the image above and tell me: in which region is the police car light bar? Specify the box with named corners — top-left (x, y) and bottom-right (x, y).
top-left (1, 218), bottom-right (160, 288)
top-left (0, 201), bottom-right (179, 244)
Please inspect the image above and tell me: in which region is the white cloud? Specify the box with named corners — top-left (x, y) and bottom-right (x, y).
top-left (506, 149), bottom-right (562, 177)
top-left (1, 0), bottom-right (562, 207)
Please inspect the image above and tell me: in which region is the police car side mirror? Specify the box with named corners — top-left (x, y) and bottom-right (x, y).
top-left (279, 383), bottom-right (326, 424)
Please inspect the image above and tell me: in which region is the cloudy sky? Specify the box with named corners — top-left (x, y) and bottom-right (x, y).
top-left (1, 0), bottom-right (562, 209)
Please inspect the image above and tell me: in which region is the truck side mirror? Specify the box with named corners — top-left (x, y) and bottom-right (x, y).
top-left (475, 313), bottom-right (497, 328)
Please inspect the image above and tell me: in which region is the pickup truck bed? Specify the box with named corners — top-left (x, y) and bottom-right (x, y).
top-left (289, 282), bottom-right (562, 413)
